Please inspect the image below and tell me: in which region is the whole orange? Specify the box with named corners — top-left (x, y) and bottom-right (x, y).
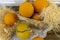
top-left (4, 13), bottom-right (18, 26)
top-left (19, 2), bottom-right (34, 17)
top-left (34, 0), bottom-right (49, 12)
top-left (32, 13), bottom-right (40, 20)
top-left (32, 37), bottom-right (44, 40)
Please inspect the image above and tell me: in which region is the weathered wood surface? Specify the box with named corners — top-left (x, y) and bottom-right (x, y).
top-left (45, 32), bottom-right (60, 40)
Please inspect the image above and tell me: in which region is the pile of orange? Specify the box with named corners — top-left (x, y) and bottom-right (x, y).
top-left (19, 0), bottom-right (49, 20)
top-left (4, 0), bottom-right (49, 26)
top-left (3, 0), bottom-right (49, 40)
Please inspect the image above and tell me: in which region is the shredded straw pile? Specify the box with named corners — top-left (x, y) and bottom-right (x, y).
top-left (40, 3), bottom-right (60, 33)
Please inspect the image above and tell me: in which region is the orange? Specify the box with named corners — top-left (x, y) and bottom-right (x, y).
top-left (32, 13), bottom-right (40, 20)
top-left (4, 12), bottom-right (18, 26)
top-left (34, 0), bottom-right (49, 12)
top-left (32, 37), bottom-right (44, 40)
top-left (19, 2), bottom-right (34, 17)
